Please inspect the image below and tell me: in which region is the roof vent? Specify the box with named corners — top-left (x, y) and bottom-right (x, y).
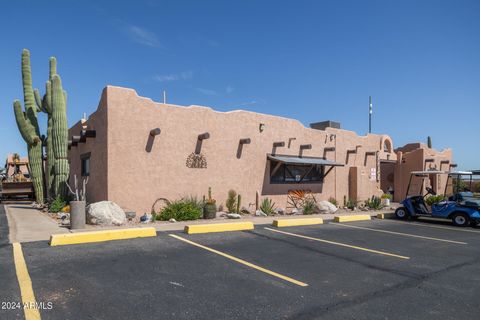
top-left (310, 121), bottom-right (341, 131)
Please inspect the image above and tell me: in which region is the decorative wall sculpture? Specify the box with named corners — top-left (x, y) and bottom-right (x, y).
top-left (186, 152), bottom-right (207, 168)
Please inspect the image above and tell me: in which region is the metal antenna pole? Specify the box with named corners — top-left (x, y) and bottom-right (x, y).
top-left (163, 90), bottom-right (167, 104)
top-left (369, 96), bottom-right (372, 133)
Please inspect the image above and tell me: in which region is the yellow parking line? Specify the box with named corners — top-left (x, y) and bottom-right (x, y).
top-left (169, 234), bottom-right (308, 287)
top-left (264, 227), bottom-right (410, 260)
top-left (385, 219), bottom-right (480, 234)
top-left (330, 222), bottom-right (467, 245)
top-left (12, 243), bottom-right (41, 320)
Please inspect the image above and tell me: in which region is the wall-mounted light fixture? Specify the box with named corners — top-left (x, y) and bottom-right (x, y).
top-left (259, 123), bottom-right (266, 133)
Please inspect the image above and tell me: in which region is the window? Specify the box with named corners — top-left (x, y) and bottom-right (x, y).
top-left (81, 153), bottom-right (91, 177)
top-left (270, 162), bottom-right (324, 184)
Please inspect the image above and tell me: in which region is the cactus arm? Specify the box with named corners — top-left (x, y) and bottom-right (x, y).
top-left (49, 57), bottom-right (57, 78)
top-left (34, 88), bottom-right (43, 112)
top-left (21, 50), bottom-right (37, 116)
top-left (13, 100), bottom-right (39, 145)
top-left (44, 80), bottom-right (53, 114)
top-left (21, 49), bottom-right (41, 137)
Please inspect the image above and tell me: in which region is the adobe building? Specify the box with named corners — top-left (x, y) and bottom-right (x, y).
top-left (4, 154), bottom-right (30, 179)
top-left (68, 86), bottom-right (453, 215)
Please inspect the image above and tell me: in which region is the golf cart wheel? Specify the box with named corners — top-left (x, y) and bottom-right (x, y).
top-left (395, 207), bottom-right (408, 219)
top-left (452, 213), bottom-right (469, 227)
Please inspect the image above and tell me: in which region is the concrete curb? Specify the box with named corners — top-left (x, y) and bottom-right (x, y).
top-left (334, 214), bottom-right (371, 223)
top-left (50, 227), bottom-right (157, 246)
top-left (273, 218), bottom-right (324, 227)
top-left (184, 222), bottom-right (254, 234)
top-left (377, 213), bottom-right (396, 219)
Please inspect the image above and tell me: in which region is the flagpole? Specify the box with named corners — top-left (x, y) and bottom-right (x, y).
top-left (369, 96), bottom-right (372, 134)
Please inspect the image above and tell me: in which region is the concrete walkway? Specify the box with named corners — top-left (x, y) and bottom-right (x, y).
top-left (5, 204), bottom-right (70, 243)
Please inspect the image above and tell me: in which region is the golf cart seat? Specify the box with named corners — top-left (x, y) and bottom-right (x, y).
top-left (410, 196), bottom-right (429, 214)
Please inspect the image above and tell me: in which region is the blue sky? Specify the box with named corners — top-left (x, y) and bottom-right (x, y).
top-left (1, 0), bottom-right (479, 170)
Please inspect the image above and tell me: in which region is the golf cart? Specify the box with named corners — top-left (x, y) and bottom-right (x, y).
top-left (395, 170), bottom-right (480, 227)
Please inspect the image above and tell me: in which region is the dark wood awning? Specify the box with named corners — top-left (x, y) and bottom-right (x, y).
top-left (268, 154), bottom-right (344, 166)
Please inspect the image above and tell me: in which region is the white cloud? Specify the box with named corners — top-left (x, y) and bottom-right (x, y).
top-left (152, 71), bottom-right (193, 82)
top-left (196, 88), bottom-right (219, 96)
top-left (127, 25), bottom-right (160, 47)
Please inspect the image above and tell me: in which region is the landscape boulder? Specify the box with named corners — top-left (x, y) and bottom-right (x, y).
top-left (255, 210), bottom-right (267, 217)
top-left (86, 201), bottom-right (126, 226)
top-left (317, 201), bottom-right (338, 214)
top-left (226, 213), bottom-right (242, 219)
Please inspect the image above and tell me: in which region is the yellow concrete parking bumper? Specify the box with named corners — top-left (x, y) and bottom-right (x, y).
top-left (273, 218), bottom-right (323, 227)
top-left (377, 213), bottom-right (396, 219)
top-left (50, 227), bottom-right (157, 246)
top-left (334, 214), bottom-right (371, 223)
top-left (184, 222), bottom-right (254, 234)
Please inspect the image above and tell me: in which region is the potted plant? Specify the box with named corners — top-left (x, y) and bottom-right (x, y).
top-left (67, 174), bottom-right (88, 229)
top-left (381, 193), bottom-right (392, 207)
top-left (203, 187), bottom-right (217, 219)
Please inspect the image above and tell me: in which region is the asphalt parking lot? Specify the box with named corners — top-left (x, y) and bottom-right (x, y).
top-left (2, 213), bottom-right (480, 319)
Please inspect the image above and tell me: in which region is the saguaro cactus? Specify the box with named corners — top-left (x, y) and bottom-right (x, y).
top-left (427, 136), bottom-right (432, 149)
top-left (13, 49), bottom-right (44, 204)
top-left (37, 58), bottom-right (57, 198)
top-left (51, 73), bottom-right (69, 199)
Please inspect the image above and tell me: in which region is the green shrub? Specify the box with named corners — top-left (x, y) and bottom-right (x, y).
top-left (181, 195), bottom-right (204, 210)
top-left (260, 198), bottom-right (276, 215)
top-left (425, 195), bottom-right (445, 206)
top-left (328, 197), bottom-right (338, 206)
top-left (365, 196), bottom-right (383, 210)
top-left (49, 196), bottom-right (67, 213)
top-left (158, 200), bottom-right (203, 221)
top-left (381, 193), bottom-right (392, 200)
top-left (346, 199), bottom-right (357, 210)
top-left (302, 199), bottom-right (317, 215)
top-left (226, 189), bottom-right (237, 213)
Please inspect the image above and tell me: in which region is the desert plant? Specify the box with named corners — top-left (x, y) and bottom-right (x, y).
top-left (38, 56), bottom-right (69, 199)
top-left (236, 194), bottom-right (241, 214)
top-left (343, 195), bottom-right (347, 207)
top-left (181, 195), bottom-right (204, 211)
top-left (49, 196), bottom-right (67, 213)
top-left (365, 196), bottom-right (383, 210)
top-left (346, 199), bottom-right (357, 210)
top-left (203, 187), bottom-right (217, 219)
top-left (226, 189), bottom-right (237, 213)
top-left (66, 174), bottom-right (88, 201)
top-left (381, 193), bottom-right (392, 200)
top-left (425, 195), bottom-right (445, 206)
top-left (206, 187), bottom-right (215, 204)
top-left (13, 49), bottom-right (44, 204)
top-left (328, 197), bottom-right (338, 206)
top-left (427, 136), bottom-right (432, 148)
top-left (302, 199), bottom-right (317, 215)
top-left (260, 198), bottom-right (276, 215)
top-left (158, 200), bottom-right (203, 221)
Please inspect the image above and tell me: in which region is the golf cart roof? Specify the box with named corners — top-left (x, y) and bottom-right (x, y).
top-left (410, 170), bottom-right (449, 176)
top-left (448, 171), bottom-right (474, 176)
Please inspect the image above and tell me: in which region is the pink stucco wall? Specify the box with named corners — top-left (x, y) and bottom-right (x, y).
top-left (68, 90), bottom-right (109, 203)
top-left (393, 143), bottom-right (452, 201)
top-left (68, 86), bottom-right (453, 215)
